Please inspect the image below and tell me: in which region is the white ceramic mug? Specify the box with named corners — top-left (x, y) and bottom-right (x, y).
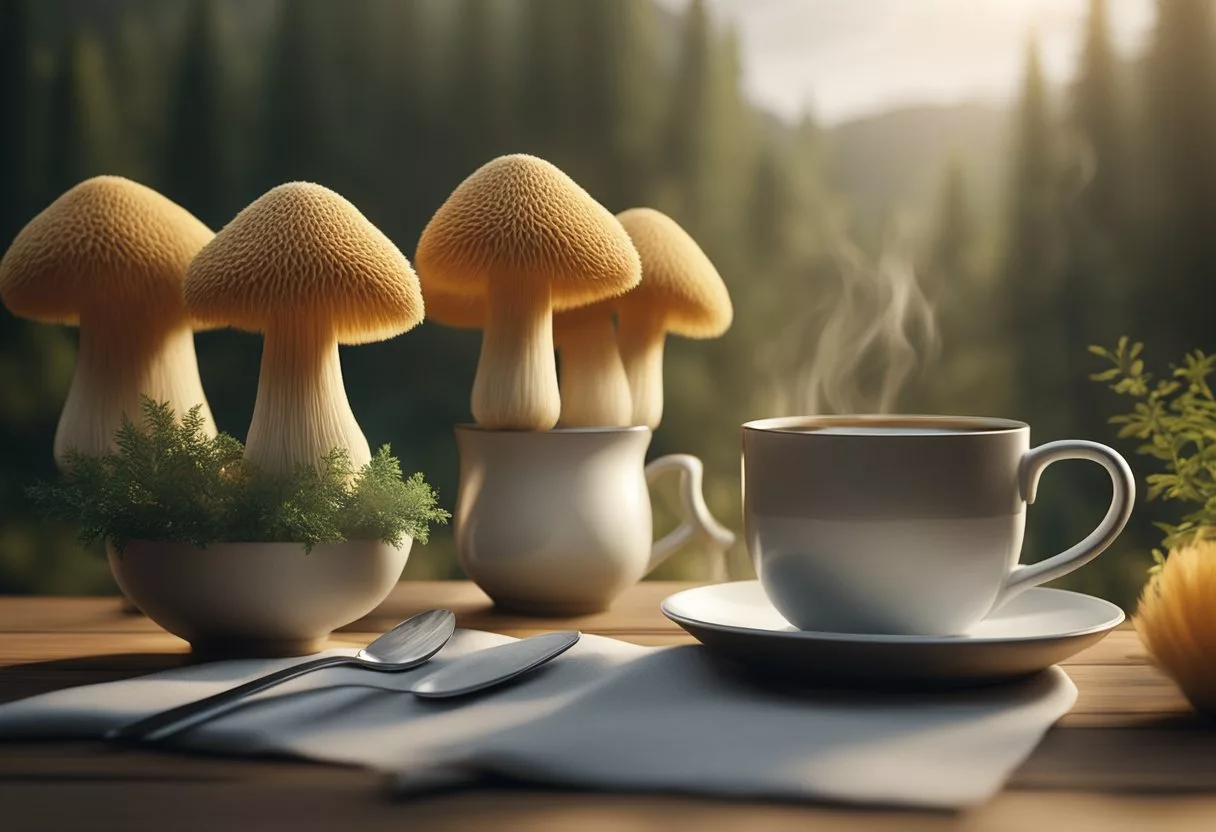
top-left (742, 415), bottom-right (1136, 635)
top-left (454, 425), bottom-right (735, 615)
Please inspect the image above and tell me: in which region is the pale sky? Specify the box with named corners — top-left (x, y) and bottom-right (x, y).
top-left (654, 0), bottom-right (1157, 124)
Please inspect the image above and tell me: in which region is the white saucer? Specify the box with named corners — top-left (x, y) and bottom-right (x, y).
top-left (661, 581), bottom-right (1125, 689)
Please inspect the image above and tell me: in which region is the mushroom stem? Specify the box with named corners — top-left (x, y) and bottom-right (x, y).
top-left (245, 322), bottom-right (370, 476)
top-left (55, 316), bottom-right (215, 466)
top-left (555, 306), bottom-right (633, 427)
top-left (473, 281), bottom-right (560, 430)
top-left (617, 312), bottom-right (668, 430)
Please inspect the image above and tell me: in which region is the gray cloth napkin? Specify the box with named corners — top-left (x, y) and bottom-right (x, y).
top-left (0, 630), bottom-right (1076, 809)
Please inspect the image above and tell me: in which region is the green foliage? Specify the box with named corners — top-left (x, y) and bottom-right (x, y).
top-left (27, 399), bottom-right (449, 554)
top-left (1090, 337), bottom-right (1216, 566)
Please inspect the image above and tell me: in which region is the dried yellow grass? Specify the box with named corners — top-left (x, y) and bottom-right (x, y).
top-left (1134, 539), bottom-right (1216, 714)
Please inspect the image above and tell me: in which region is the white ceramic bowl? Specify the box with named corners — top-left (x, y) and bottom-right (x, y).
top-left (107, 539), bottom-right (411, 657)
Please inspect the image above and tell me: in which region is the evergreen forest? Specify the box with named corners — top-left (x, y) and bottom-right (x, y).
top-left (1, 0), bottom-right (1211, 609)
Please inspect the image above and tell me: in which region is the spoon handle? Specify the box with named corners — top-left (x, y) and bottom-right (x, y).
top-left (105, 655), bottom-right (352, 745)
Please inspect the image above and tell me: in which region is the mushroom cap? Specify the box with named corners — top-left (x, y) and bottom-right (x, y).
top-left (554, 296), bottom-right (615, 329)
top-left (423, 286), bottom-right (621, 332)
top-left (422, 287), bottom-right (486, 330)
top-left (415, 154), bottom-right (640, 308)
top-left (184, 182), bottom-right (423, 344)
top-left (0, 176), bottom-right (213, 325)
top-left (615, 207), bottom-right (732, 338)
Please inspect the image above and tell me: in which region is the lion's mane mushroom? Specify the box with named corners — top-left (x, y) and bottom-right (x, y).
top-left (415, 154), bottom-right (640, 431)
top-left (420, 288), bottom-right (486, 332)
top-left (184, 182), bottom-right (423, 477)
top-left (615, 208), bottom-right (732, 430)
top-left (553, 300), bottom-right (632, 427)
top-left (422, 289), bottom-right (633, 428)
top-left (0, 176), bottom-right (217, 466)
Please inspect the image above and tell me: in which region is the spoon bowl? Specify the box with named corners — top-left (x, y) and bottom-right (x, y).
top-left (356, 609), bottom-right (458, 665)
top-left (410, 631), bottom-right (581, 698)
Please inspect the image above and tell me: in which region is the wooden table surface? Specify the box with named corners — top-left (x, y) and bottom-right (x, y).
top-left (2, 581), bottom-right (1215, 831)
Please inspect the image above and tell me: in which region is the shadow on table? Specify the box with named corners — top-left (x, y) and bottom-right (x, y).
top-left (387, 768), bottom-right (960, 817)
top-left (0, 653), bottom-right (190, 704)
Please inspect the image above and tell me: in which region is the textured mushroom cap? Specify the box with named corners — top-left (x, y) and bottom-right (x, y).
top-left (425, 287), bottom-right (625, 332)
top-left (184, 182), bottom-right (423, 344)
top-left (0, 176), bottom-right (213, 325)
top-left (616, 207), bottom-right (732, 338)
top-left (423, 283), bottom-right (620, 332)
top-left (421, 287), bottom-right (485, 330)
top-left (415, 154), bottom-right (640, 307)
top-left (554, 296), bottom-right (615, 332)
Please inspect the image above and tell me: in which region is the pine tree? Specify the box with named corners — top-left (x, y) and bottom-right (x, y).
top-left (332, 0), bottom-right (389, 127)
top-left (163, 0), bottom-right (229, 227)
top-left (741, 123), bottom-right (827, 415)
top-left (570, 0), bottom-right (664, 210)
top-left (516, 0), bottom-right (577, 164)
top-left (1063, 0), bottom-right (1134, 431)
top-left (924, 156), bottom-right (985, 374)
top-left (113, 9), bottom-right (165, 186)
top-left (1000, 41), bottom-right (1066, 429)
top-left (663, 1), bottom-right (752, 245)
top-left (261, 0), bottom-right (332, 189)
top-left (1072, 0), bottom-right (1127, 237)
top-left (926, 156), bottom-right (977, 303)
top-left (1, 13), bottom-right (88, 544)
top-left (443, 0), bottom-right (509, 175)
top-left (325, 0), bottom-right (394, 206)
top-left (1142, 0), bottom-right (1216, 357)
top-left (46, 28), bottom-right (119, 198)
top-left (914, 157), bottom-right (1013, 426)
top-left (748, 141), bottom-right (792, 269)
top-left (783, 116), bottom-right (825, 268)
top-left (1006, 43), bottom-right (1059, 293)
top-left (657, 3), bottom-right (758, 437)
top-left (664, 0), bottom-right (716, 233)
top-left (0, 0), bottom-right (35, 247)
top-left (380, 0), bottom-right (438, 245)
top-left (746, 118), bottom-right (821, 271)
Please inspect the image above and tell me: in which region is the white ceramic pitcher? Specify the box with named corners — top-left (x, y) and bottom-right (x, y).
top-left (454, 425), bottom-right (735, 615)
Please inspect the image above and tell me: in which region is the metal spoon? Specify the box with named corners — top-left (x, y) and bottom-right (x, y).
top-left (106, 609), bottom-right (457, 745)
top-left (410, 630), bottom-right (580, 699)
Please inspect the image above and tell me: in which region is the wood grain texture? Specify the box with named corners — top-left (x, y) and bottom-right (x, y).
top-left (1, 582), bottom-right (1213, 832)
top-left (0, 582), bottom-right (693, 634)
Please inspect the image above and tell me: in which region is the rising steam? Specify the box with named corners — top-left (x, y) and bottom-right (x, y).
top-left (767, 218), bottom-right (938, 416)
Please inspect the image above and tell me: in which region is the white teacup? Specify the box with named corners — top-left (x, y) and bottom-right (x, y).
top-left (454, 425), bottom-right (735, 615)
top-left (742, 415), bottom-right (1136, 635)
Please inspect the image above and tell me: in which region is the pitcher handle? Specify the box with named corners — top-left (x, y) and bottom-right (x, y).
top-left (994, 440), bottom-right (1136, 608)
top-left (644, 454), bottom-right (736, 575)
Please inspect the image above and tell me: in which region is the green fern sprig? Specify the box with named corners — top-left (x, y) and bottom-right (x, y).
top-left (28, 398), bottom-right (449, 553)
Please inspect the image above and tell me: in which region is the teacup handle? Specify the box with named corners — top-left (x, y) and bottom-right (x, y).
top-left (994, 440), bottom-right (1136, 608)
top-left (644, 454), bottom-right (736, 575)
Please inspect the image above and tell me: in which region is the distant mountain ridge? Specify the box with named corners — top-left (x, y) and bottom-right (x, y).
top-left (824, 101), bottom-right (1010, 235)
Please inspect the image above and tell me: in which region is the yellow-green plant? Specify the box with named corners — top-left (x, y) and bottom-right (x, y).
top-left (1091, 337), bottom-right (1216, 571)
